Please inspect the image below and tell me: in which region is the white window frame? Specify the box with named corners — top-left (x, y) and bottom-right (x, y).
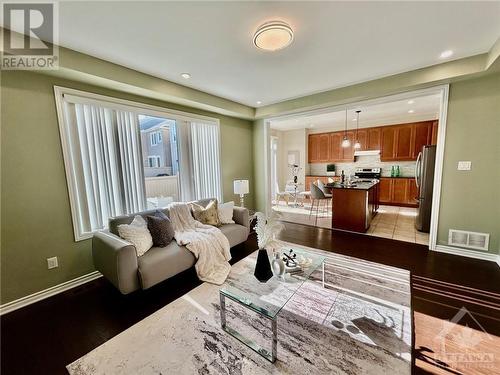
top-left (150, 131), bottom-right (162, 146)
top-left (54, 86), bottom-right (222, 241)
top-left (147, 155), bottom-right (161, 168)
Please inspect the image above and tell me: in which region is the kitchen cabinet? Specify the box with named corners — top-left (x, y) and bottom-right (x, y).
top-left (329, 133), bottom-right (343, 161)
top-left (354, 129), bottom-right (368, 151)
top-left (413, 122), bottom-right (432, 158)
top-left (379, 177), bottom-right (418, 207)
top-left (381, 127), bottom-right (396, 160)
top-left (308, 120), bottom-right (437, 163)
top-left (367, 127), bottom-right (381, 150)
top-left (431, 120), bottom-right (438, 145)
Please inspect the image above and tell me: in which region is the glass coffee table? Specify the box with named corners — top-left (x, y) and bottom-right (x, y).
top-left (219, 247), bottom-right (325, 363)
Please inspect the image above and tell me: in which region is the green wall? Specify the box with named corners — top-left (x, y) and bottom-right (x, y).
top-left (437, 73), bottom-right (500, 253)
top-left (1, 70), bottom-right (254, 304)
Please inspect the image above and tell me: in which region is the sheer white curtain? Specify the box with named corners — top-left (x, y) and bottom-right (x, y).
top-left (190, 122), bottom-right (223, 201)
top-left (71, 103), bottom-right (145, 233)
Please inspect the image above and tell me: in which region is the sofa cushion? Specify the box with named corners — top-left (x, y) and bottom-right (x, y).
top-left (146, 211), bottom-right (174, 247)
top-left (219, 223), bottom-right (249, 248)
top-left (117, 215), bottom-right (153, 257)
top-left (190, 200), bottom-right (221, 226)
top-left (138, 242), bottom-right (196, 289)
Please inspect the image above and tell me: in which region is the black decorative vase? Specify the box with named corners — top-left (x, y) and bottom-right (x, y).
top-left (254, 249), bottom-right (273, 282)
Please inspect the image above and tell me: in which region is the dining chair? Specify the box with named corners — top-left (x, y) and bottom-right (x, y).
top-left (275, 182), bottom-right (290, 206)
top-left (309, 183), bottom-right (331, 226)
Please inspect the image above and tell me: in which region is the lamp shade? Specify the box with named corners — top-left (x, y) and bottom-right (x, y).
top-left (233, 180), bottom-right (249, 195)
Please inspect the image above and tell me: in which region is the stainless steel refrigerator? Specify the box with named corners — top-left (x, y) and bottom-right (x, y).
top-left (415, 145), bottom-right (436, 232)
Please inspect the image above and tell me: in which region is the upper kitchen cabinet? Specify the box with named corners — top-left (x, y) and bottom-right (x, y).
top-left (431, 120), bottom-right (438, 145)
top-left (308, 134), bottom-right (320, 163)
top-left (367, 128), bottom-right (381, 150)
top-left (380, 126), bottom-right (396, 160)
top-left (355, 129), bottom-right (368, 151)
top-left (318, 134), bottom-right (330, 162)
top-left (329, 132), bottom-right (343, 161)
top-left (381, 121), bottom-right (436, 161)
top-left (413, 122), bottom-right (432, 158)
top-left (308, 133), bottom-right (330, 163)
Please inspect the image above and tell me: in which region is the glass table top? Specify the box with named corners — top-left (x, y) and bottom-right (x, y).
top-left (220, 246), bottom-right (325, 319)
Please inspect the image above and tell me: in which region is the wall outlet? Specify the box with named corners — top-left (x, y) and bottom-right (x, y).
top-left (47, 257), bottom-right (58, 269)
top-left (457, 161), bottom-right (472, 171)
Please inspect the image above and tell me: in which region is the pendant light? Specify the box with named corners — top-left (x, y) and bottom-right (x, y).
top-left (341, 108), bottom-right (351, 148)
top-left (353, 110), bottom-right (361, 149)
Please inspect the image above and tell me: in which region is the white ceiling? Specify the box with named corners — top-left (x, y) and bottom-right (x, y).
top-left (270, 94), bottom-right (441, 132)
top-left (46, 2), bottom-right (500, 106)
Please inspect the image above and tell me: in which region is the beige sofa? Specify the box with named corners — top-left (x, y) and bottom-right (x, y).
top-left (92, 199), bottom-right (249, 294)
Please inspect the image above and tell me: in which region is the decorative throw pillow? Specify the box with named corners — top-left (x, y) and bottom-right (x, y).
top-left (218, 201), bottom-right (235, 224)
top-left (191, 200), bottom-right (221, 226)
top-left (146, 211), bottom-right (175, 247)
top-left (117, 215), bottom-right (153, 257)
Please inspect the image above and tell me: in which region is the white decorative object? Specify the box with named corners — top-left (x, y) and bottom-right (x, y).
top-left (218, 201), bottom-right (235, 224)
top-left (254, 212), bottom-right (284, 251)
top-left (233, 180), bottom-right (249, 207)
top-left (271, 252), bottom-right (286, 278)
top-left (117, 215), bottom-right (153, 257)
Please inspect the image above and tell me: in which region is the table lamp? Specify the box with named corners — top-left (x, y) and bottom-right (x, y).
top-left (233, 180), bottom-right (249, 207)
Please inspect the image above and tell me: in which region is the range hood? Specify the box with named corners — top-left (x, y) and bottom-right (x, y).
top-left (354, 150), bottom-right (380, 156)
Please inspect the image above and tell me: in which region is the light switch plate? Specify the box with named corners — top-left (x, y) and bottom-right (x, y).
top-left (47, 256), bottom-right (58, 269)
top-left (457, 161), bottom-right (472, 171)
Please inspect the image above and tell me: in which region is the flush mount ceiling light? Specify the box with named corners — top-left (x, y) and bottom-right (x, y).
top-left (253, 21), bottom-right (294, 51)
top-left (407, 100), bottom-right (415, 104)
top-left (440, 50), bottom-right (453, 59)
top-left (256, 101), bottom-right (262, 105)
top-left (180, 73), bottom-right (191, 79)
top-left (408, 109), bottom-right (415, 114)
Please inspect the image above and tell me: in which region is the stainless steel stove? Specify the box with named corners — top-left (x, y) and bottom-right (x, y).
top-left (353, 168), bottom-right (381, 182)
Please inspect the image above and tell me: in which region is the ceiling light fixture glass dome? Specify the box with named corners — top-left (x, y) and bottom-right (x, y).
top-left (253, 21), bottom-right (294, 51)
top-left (353, 110), bottom-right (362, 149)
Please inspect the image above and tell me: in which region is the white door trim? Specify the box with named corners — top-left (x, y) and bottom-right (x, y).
top-left (0, 271), bottom-right (102, 316)
top-left (263, 85), bottom-right (450, 252)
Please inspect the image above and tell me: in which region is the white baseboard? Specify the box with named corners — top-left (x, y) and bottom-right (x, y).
top-left (435, 245), bottom-right (500, 266)
top-left (0, 271), bottom-right (102, 316)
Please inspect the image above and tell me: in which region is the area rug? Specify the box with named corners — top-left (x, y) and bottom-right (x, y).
top-left (67, 242), bottom-right (411, 374)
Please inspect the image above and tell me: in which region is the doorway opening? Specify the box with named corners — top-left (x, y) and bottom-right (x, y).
top-left (264, 86), bottom-right (449, 249)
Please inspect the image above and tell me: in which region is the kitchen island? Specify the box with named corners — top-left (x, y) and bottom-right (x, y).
top-left (326, 181), bottom-right (379, 233)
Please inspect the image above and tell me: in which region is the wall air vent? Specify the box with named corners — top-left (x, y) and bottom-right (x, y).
top-left (448, 229), bottom-right (490, 251)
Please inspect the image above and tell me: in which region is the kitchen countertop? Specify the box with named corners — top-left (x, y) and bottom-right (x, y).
top-left (326, 181), bottom-right (379, 190)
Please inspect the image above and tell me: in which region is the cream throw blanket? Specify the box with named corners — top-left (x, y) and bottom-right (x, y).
top-left (168, 202), bottom-right (231, 285)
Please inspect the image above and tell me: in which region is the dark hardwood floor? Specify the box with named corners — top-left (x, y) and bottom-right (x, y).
top-left (1, 223), bottom-right (499, 374)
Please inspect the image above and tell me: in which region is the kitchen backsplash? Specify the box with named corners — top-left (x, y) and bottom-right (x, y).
top-left (307, 155), bottom-right (416, 177)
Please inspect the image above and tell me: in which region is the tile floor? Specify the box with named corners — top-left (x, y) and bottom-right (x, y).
top-left (272, 201), bottom-right (429, 245)
top-left (367, 205), bottom-right (429, 245)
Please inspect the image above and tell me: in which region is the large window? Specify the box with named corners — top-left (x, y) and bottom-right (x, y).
top-left (55, 87), bottom-right (223, 240)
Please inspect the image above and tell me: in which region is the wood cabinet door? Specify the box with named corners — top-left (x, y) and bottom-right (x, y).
top-left (308, 134), bottom-right (320, 163)
top-left (408, 178), bottom-right (419, 206)
top-left (367, 128), bottom-right (381, 150)
top-left (431, 120), bottom-right (438, 145)
top-left (329, 133), bottom-right (343, 161)
top-left (355, 129), bottom-right (368, 151)
top-left (394, 125), bottom-right (414, 160)
top-left (342, 131), bottom-right (355, 161)
top-left (318, 134), bottom-right (330, 162)
top-left (413, 122), bottom-right (432, 159)
top-left (381, 127), bottom-right (396, 160)
top-left (392, 178), bottom-right (409, 204)
top-left (379, 178), bottom-right (393, 203)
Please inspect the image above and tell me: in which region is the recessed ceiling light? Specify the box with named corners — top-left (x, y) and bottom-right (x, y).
top-left (309, 124), bottom-right (314, 128)
top-left (256, 101), bottom-right (262, 105)
top-left (407, 100), bottom-right (415, 104)
top-left (352, 118), bottom-right (357, 121)
top-left (408, 109), bottom-right (415, 114)
top-left (181, 73), bottom-right (191, 79)
top-left (253, 20), bottom-right (294, 51)
top-left (439, 50), bottom-right (453, 59)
